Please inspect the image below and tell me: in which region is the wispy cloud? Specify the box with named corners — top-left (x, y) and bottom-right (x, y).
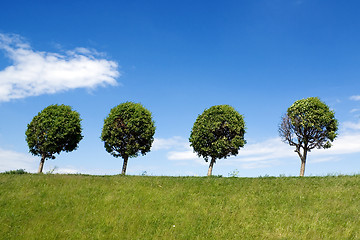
top-left (168, 147), bottom-right (198, 160)
top-left (0, 33), bottom-right (119, 102)
top-left (157, 122), bottom-right (360, 169)
top-left (350, 95), bottom-right (360, 101)
top-left (342, 121), bottom-right (360, 131)
top-left (313, 131), bottom-right (360, 155)
top-left (152, 136), bottom-right (189, 151)
top-left (153, 136), bottom-right (207, 165)
top-left (222, 138), bottom-right (295, 170)
top-left (162, 137), bottom-right (294, 164)
top-left (53, 167), bottom-right (80, 174)
top-left (0, 148), bottom-right (37, 172)
top-left (3, 123), bottom-right (360, 173)
top-left (0, 147), bottom-right (82, 174)
top-left (350, 108), bottom-right (360, 113)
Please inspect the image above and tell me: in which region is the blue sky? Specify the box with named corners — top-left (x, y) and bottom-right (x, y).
top-left (1, 0), bottom-right (360, 177)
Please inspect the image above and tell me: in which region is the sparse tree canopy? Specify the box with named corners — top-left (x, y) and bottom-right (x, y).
top-left (101, 102), bottom-right (155, 175)
top-left (279, 97), bottom-right (338, 176)
top-left (25, 104), bottom-right (83, 173)
top-left (189, 105), bottom-right (246, 176)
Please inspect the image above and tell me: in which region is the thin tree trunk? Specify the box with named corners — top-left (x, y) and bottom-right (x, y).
top-left (38, 154), bottom-right (45, 173)
top-left (299, 148), bottom-right (307, 177)
top-left (122, 156), bottom-right (129, 175)
top-left (300, 159), bottom-right (306, 177)
top-left (207, 158), bottom-right (216, 176)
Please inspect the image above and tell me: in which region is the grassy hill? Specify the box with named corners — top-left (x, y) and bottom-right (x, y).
top-left (1, 174), bottom-right (359, 239)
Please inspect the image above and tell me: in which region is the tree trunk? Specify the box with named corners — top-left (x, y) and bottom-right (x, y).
top-left (299, 148), bottom-right (307, 177)
top-left (300, 159), bottom-right (306, 177)
top-left (122, 156), bottom-right (129, 175)
top-left (207, 158), bottom-right (216, 176)
top-left (38, 154), bottom-right (46, 173)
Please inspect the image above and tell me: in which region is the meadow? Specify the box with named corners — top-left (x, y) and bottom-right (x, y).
top-left (1, 174), bottom-right (359, 239)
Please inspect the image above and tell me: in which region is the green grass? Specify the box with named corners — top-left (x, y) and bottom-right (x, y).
top-left (1, 174), bottom-right (359, 239)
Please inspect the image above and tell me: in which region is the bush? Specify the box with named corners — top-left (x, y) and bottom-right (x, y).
top-left (3, 169), bottom-right (28, 174)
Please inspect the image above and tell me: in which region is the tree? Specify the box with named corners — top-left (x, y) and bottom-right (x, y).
top-left (279, 97), bottom-right (338, 176)
top-left (189, 105), bottom-right (246, 176)
top-left (25, 104), bottom-right (83, 173)
top-left (101, 102), bottom-right (155, 175)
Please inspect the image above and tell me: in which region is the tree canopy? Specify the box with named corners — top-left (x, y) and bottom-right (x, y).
top-left (279, 97), bottom-right (338, 176)
top-left (101, 102), bottom-right (156, 175)
top-left (25, 104), bottom-right (83, 173)
top-left (189, 105), bottom-right (246, 176)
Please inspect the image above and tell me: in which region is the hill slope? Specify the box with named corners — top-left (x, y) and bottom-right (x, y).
top-left (1, 174), bottom-right (359, 239)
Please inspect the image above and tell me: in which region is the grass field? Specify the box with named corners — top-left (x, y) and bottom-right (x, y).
top-left (1, 174), bottom-right (359, 239)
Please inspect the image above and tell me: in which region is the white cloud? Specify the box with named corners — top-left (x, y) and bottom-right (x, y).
top-left (350, 108), bottom-right (360, 113)
top-left (0, 33), bottom-right (119, 101)
top-left (0, 148), bottom-right (37, 172)
top-left (168, 148), bottom-right (198, 160)
top-left (4, 126), bottom-right (360, 173)
top-left (0, 147), bottom-right (82, 174)
top-left (342, 121), bottom-right (360, 131)
top-left (312, 132), bottom-right (360, 155)
top-left (165, 137), bottom-right (294, 163)
top-left (167, 148), bottom-right (207, 166)
top-left (153, 137), bottom-right (205, 164)
top-left (236, 132), bottom-right (360, 165)
top-left (350, 95), bottom-right (360, 101)
top-left (152, 136), bottom-right (189, 151)
top-left (159, 124), bottom-right (360, 169)
top-left (53, 168), bottom-right (80, 174)
top-left (233, 138), bottom-right (293, 159)
top-left (222, 138), bottom-right (295, 169)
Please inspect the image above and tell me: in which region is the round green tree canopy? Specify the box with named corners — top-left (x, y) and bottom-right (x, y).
top-left (279, 97), bottom-right (338, 176)
top-left (189, 105), bottom-right (246, 162)
top-left (287, 97), bottom-right (338, 147)
top-left (101, 102), bottom-right (156, 159)
top-left (25, 104), bottom-right (83, 159)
